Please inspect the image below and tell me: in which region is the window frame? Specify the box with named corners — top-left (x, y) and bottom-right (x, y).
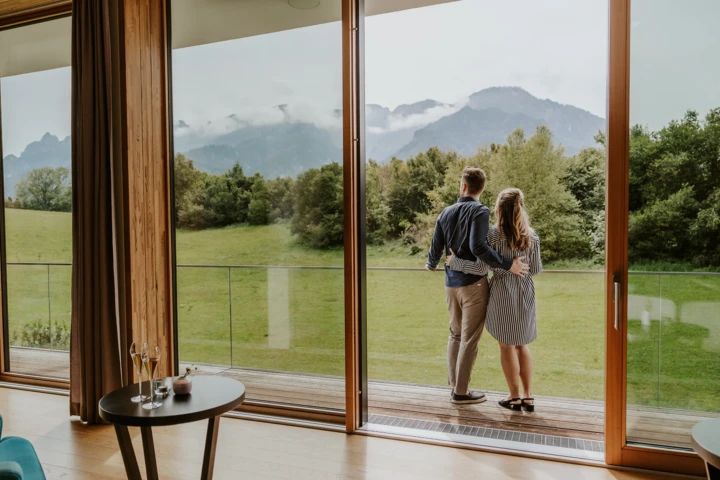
top-left (0, 7), bottom-right (72, 389)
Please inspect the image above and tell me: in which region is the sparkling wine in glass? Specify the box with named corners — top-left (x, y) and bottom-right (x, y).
top-left (129, 342), bottom-right (147, 403)
top-left (142, 345), bottom-right (162, 410)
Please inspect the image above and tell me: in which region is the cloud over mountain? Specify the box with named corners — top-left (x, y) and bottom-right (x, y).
top-left (3, 87), bottom-right (605, 187)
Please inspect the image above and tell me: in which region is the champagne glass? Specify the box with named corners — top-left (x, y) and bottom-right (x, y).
top-left (129, 342), bottom-right (147, 403)
top-left (142, 345), bottom-right (162, 410)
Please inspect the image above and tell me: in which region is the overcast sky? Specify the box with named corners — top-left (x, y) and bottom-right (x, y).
top-left (2, 0), bottom-right (720, 157)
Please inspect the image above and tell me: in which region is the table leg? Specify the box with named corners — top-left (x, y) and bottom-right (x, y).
top-left (141, 426), bottom-right (159, 480)
top-left (201, 416), bottom-right (221, 480)
top-left (113, 425), bottom-right (142, 480)
top-left (707, 462), bottom-right (720, 480)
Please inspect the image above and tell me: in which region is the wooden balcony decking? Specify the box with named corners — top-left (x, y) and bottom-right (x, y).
top-left (9, 346), bottom-right (69, 378)
top-left (199, 365), bottom-right (719, 449)
top-left (7, 347), bottom-right (717, 450)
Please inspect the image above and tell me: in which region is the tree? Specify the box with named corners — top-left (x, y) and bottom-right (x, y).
top-left (564, 146), bottom-right (605, 217)
top-left (366, 160), bottom-right (391, 245)
top-left (291, 163), bottom-right (344, 248)
top-left (629, 185), bottom-right (699, 262)
top-left (491, 127), bottom-right (588, 262)
top-left (563, 144), bottom-right (606, 263)
top-left (267, 177), bottom-right (295, 222)
top-left (248, 176), bottom-right (271, 225)
top-left (690, 187), bottom-right (720, 267)
top-left (4, 197), bottom-right (21, 209)
top-left (625, 107), bottom-right (720, 266)
top-left (16, 167), bottom-right (71, 212)
top-left (174, 154), bottom-right (206, 226)
top-left (386, 150), bottom-right (445, 237)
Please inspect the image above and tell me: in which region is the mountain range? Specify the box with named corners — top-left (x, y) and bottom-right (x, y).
top-left (3, 133), bottom-right (71, 198)
top-left (178, 86), bottom-right (604, 177)
top-left (3, 87), bottom-right (604, 193)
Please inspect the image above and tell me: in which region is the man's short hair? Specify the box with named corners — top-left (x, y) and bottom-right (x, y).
top-left (462, 167), bottom-right (486, 195)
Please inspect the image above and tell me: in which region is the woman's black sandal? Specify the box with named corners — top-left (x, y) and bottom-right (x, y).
top-left (498, 398), bottom-right (522, 411)
top-left (521, 398), bottom-right (535, 412)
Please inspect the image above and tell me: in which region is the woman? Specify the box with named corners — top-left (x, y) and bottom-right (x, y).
top-left (445, 188), bottom-right (542, 412)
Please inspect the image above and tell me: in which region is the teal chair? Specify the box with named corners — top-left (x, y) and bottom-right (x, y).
top-left (0, 416), bottom-right (46, 480)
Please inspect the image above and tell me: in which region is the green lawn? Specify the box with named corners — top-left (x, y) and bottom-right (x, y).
top-left (5, 209), bottom-right (720, 412)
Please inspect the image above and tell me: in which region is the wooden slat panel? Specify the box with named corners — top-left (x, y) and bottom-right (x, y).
top-left (122, 0), bottom-right (174, 377)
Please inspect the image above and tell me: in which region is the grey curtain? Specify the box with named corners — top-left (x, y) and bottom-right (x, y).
top-left (70, 0), bottom-right (129, 424)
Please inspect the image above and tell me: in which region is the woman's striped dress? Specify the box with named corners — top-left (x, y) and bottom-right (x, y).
top-left (449, 227), bottom-right (542, 346)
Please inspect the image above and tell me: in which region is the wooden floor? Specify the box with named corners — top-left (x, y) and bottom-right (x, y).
top-left (0, 388), bottom-right (691, 480)
top-left (9, 348), bottom-right (719, 450)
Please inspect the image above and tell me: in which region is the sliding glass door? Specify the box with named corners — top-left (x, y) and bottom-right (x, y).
top-left (606, 0), bottom-right (718, 474)
top-left (359, 0), bottom-right (611, 458)
top-left (169, 0), bottom-right (345, 412)
top-left (0, 17), bottom-right (72, 380)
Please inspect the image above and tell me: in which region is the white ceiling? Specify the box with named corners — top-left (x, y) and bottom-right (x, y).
top-left (0, 15), bottom-right (71, 78)
top-left (0, 0), bottom-right (457, 77)
top-left (172, 0), bottom-right (459, 49)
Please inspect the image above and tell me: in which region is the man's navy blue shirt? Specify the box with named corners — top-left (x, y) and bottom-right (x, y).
top-left (427, 196), bottom-right (512, 288)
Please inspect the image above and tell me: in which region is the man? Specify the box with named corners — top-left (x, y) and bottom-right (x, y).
top-left (426, 167), bottom-right (528, 404)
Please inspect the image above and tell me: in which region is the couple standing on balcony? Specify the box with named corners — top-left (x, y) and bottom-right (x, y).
top-left (425, 167), bottom-right (542, 412)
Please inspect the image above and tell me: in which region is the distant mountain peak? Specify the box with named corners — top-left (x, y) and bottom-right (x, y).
top-left (366, 103), bottom-right (390, 112)
top-left (3, 132), bottom-right (71, 197)
top-left (469, 86), bottom-right (601, 118)
top-left (471, 85), bottom-right (532, 96)
top-left (40, 132), bottom-right (60, 143)
top-left (392, 99), bottom-right (445, 117)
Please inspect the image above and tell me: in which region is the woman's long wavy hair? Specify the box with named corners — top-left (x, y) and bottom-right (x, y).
top-left (495, 188), bottom-right (532, 251)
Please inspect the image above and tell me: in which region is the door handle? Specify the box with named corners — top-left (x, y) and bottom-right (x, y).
top-left (613, 274), bottom-right (621, 331)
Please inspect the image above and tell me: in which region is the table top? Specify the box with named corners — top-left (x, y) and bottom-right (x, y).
top-left (691, 419), bottom-right (720, 467)
top-left (99, 375), bottom-right (245, 427)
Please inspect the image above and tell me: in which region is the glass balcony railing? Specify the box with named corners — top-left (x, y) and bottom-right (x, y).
top-left (6, 262), bottom-right (71, 378)
top-left (5, 263), bottom-right (719, 425)
top-left (172, 265), bottom-right (718, 414)
top-left (627, 272), bottom-right (720, 413)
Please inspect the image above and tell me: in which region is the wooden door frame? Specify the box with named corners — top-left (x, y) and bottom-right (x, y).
top-left (0, 1), bottom-right (70, 29)
top-left (605, 0), bottom-right (705, 475)
top-left (343, 0), bottom-right (366, 433)
top-left (163, 0), bottom-right (358, 426)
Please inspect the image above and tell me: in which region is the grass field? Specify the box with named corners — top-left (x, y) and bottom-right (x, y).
top-left (5, 209), bottom-right (720, 411)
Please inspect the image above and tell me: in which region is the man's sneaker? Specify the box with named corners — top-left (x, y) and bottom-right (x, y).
top-left (451, 390), bottom-right (487, 405)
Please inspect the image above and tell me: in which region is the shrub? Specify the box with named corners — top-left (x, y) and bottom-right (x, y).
top-left (13, 319), bottom-right (71, 351)
top-left (291, 163), bottom-right (344, 248)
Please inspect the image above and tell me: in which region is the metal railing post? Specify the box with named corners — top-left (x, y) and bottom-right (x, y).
top-left (228, 266), bottom-right (233, 368)
top-left (47, 263), bottom-right (52, 349)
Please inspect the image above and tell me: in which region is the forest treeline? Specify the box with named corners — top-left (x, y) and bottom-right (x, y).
top-left (7, 108), bottom-right (720, 266)
top-left (170, 108), bottom-right (720, 266)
